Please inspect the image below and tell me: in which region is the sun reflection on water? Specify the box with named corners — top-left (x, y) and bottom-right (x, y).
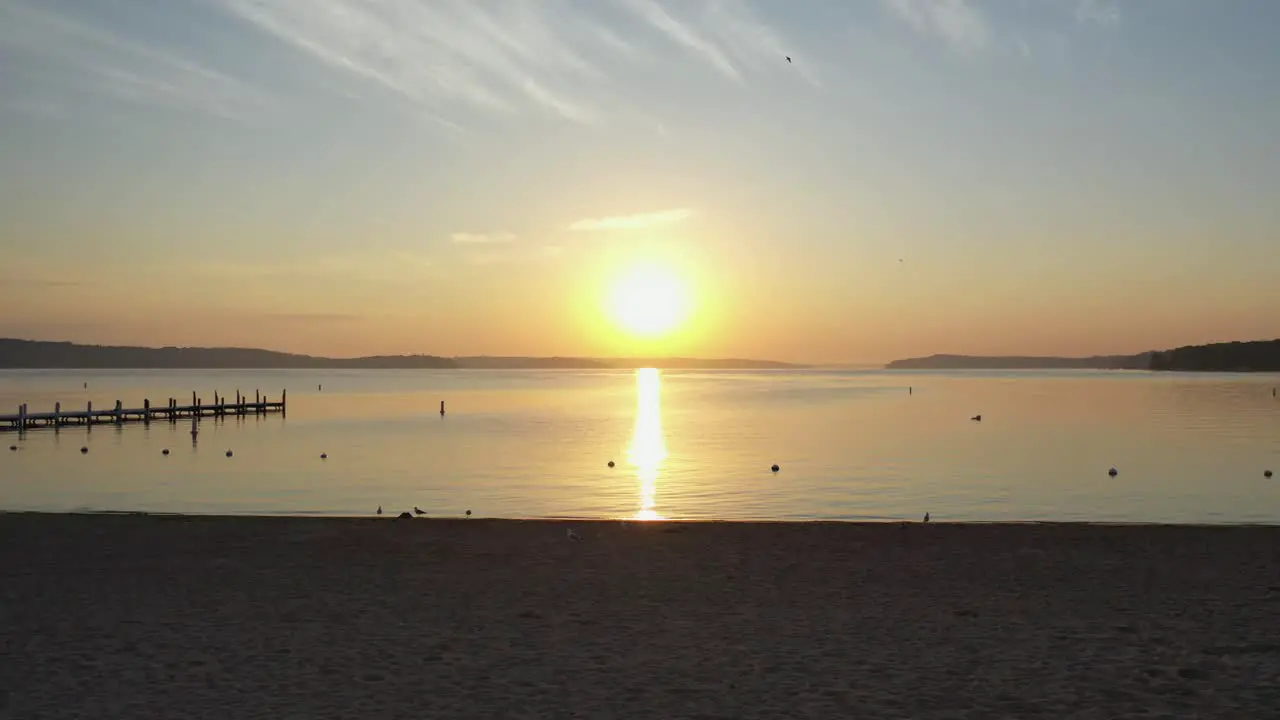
top-left (627, 368), bottom-right (667, 521)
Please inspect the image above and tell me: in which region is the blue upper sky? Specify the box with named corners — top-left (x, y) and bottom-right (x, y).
top-left (1, 0), bottom-right (1277, 363)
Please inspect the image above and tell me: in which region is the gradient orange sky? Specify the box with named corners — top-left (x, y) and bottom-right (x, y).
top-left (2, 0), bottom-right (1277, 364)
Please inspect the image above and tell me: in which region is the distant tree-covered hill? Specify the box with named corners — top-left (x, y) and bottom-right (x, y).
top-left (0, 339), bottom-right (801, 371)
top-left (1149, 339), bottom-right (1280, 372)
top-left (884, 353), bottom-right (1151, 370)
top-left (0, 339), bottom-right (457, 369)
top-left (452, 356), bottom-right (801, 370)
top-left (886, 339), bottom-right (1280, 372)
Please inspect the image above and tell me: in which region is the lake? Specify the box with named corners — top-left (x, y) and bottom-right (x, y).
top-left (1, 368), bottom-right (1278, 523)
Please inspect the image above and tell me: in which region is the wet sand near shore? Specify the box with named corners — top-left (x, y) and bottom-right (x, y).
top-left (2, 513), bottom-right (1278, 719)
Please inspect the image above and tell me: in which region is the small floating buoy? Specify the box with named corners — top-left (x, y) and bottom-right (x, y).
top-left (465, 509), bottom-right (472, 517)
top-left (607, 460), bottom-right (615, 468)
top-left (1108, 467), bottom-right (1118, 477)
top-left (161, 448), bottom-right (170, 456)
top-left (320, 453), bottom-right (327, 460)
top-left (771, 464), bottom-right (780, 473)
top-left (8, 445), bottom-right (16, 452)
top-left (1266, 470), bottom-right (1273, 478)
top-left (971, 414), bottom-right (982, 422)
top-left (225, 450), bottom-right (233, 458)
top-left (80, 446), bottom-right (88, 454)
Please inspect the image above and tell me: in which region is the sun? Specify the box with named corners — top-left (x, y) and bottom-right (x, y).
top-left (607, 263), bottom-right (690, 337)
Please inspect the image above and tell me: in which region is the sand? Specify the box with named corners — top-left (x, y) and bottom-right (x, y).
top-left (1, 515), bottom-right (1278, 719)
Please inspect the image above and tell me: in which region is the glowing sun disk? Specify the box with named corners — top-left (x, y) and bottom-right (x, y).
top-left (608, 264), bottom-right (689, 337)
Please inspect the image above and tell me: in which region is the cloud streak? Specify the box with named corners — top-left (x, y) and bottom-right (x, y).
top-left (220, 0), bottom-right (602, 125)
top-left (215, 0), bottom-right (812, 128)
top-left (1069, 0), bottom-right (1122, 29)
top-left (0, 1), bottom-right (264, 119)
top-left (884, 0), bottom-right (1122, 55)
top-left (884, 0), bottom-right (989, 53)
top-left (621, 0), bottom-right (743, 83)
top-left (702, 0), bottom-right (822, 86)
top-left (568, 208), bottom-right (694, 232)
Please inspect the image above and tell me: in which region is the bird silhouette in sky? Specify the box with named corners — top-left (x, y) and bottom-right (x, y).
top-left (785, 56), bottom-right (791, 63)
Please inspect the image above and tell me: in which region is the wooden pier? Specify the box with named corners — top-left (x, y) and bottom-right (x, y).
top-left (1, 390), bottom-right (286, 432)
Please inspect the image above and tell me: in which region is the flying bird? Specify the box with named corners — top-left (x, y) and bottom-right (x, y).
top-left (785, 56), bottom-right (792, 63)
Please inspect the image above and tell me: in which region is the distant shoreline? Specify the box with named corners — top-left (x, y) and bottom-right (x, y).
top-left (0, 338), bottom-right (802, 371)
top-left (885, 339), bottom-right (1280, 372)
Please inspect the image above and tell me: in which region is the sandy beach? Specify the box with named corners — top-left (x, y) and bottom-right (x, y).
top-left (1, 515), bottom-right (1278, 719)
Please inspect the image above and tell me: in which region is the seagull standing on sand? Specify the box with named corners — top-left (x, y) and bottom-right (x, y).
top-left (414, 506), bottom-right (426, 516)
top-left (377, 505), bottom-right (383, 515)
top-left (923, 512), bottom-right (930, 523)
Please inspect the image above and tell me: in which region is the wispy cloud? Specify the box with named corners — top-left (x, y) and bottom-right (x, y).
top-left (1069, 0), bottom-right (1122, 29)
top-left (702, 0), bottom-right (822, 86)
top-left (220, 0), bottom-right (601, 125)
top-left (885, 0), bottom-right (1122, 55)
top-left (568, 208), bottom-right (694, 232)
top-left (0, 1), bottom-right (264, 119)
top-left (884, 0), bottom-right (989, 53)
top-left (451, 232), bottom-right (517, 244)
top-left (621, 0), bottom-right (742, 83)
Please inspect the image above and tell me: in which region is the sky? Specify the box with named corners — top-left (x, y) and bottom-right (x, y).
top-left (1, 0), bottom-right (1278, 365)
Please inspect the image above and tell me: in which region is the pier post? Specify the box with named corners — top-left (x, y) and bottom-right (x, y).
top-left (86, 400), bottom-right (92, 427)
top-left (54, 402), bottom-right (61, 428)
top-left (144, 399), bottom-right (151, 423)
top-left (440, 400), bottom-right (445, 416)
top-left (18, 404), bottom-right (26, 431)
top-left (281, 389), bottom-right (287, 417)
top-left (192, 391), bottom-right (197, 408)
top-left (114, 400), bottom-right (123, 424)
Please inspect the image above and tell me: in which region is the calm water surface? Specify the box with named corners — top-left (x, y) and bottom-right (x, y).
top-left (2, 369), bottom-right (1278, 523)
